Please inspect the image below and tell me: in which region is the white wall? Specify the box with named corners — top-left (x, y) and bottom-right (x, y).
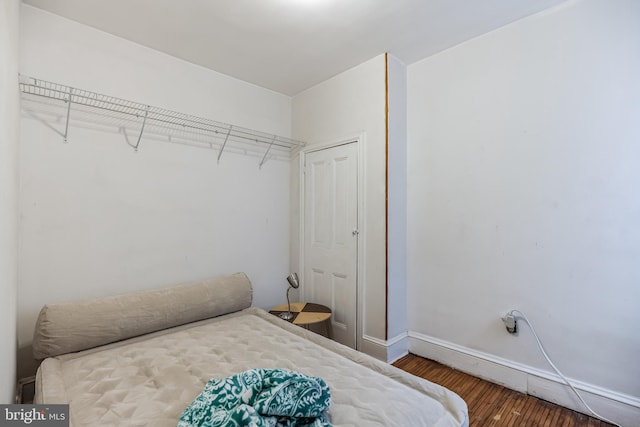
top-left (407, 0), bottom-right (640, 422)
top-left (18, 6), bottom-right (292, 376)
top-left (386, 54), bottom-right (408, 358)
top-left (0, 0), bottom-right (20, 403)
top-left (292, 55), bottom-right (388, 358)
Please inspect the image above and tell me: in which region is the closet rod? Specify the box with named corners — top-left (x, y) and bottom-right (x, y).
top-left (19, 75), bottom-right (305, 156)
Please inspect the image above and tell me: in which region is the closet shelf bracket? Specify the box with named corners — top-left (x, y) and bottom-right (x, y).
top-left (259, 135), bottom-right (276, 169)
top-left (133, 106), bottom-right (149, 152)
top-left (217, 126), bottom-right (232, 163)
top-left (63, 87), bottom-right (73, 143)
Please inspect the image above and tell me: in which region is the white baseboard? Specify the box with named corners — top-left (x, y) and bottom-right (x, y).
top-left (409, 331), bottom-right (640, 427)
top-left (360, 334), bottom-right (387, 361)
top-left (386, 332), bottom-right (409, 364)
top-left (360, 333), bottom-right (409, 364)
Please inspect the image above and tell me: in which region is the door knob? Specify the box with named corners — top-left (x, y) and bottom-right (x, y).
top-left (352, 229), bottom-right (359, 236)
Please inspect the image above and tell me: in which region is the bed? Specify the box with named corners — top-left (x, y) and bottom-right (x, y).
top-left (32, 272), bottom-right (468, 426)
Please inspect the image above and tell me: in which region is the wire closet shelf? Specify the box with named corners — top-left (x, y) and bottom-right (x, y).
top-left (19, 75), bottom-right (305, 166)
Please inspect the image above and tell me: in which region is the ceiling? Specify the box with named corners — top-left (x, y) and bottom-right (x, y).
top-left (23, 0), bottom-right (568, 96)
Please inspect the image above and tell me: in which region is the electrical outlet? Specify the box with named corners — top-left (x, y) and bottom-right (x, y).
top-left (502, 313), bottom-right (518, 334)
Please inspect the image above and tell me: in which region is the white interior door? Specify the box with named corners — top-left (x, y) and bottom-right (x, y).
top-left (303, 142), bottom-right (358, 348)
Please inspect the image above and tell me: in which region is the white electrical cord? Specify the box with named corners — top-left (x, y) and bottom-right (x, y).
top-left (508, 310), bottom-right (622, 427)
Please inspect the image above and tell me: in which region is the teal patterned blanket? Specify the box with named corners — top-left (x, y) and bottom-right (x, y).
top-left (177, 369), bottom-right (332, 427)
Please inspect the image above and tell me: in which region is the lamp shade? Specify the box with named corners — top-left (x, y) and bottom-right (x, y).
top-left (287, 273), bottom-right (300, 289)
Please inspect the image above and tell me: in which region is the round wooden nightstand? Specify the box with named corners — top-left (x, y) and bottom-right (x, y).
top-left (269, 302), bottom-right (332, 337)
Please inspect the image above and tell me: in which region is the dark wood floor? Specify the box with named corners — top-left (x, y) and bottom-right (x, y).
top-left (393, 354), bottom-right (615, 427)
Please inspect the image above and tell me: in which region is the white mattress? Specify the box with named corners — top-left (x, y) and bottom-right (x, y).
top-left (36, 308), bottom-right (468, 427)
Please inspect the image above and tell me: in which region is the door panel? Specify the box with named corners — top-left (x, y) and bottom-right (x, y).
top-left (304, 142), bottom-right (358, 348)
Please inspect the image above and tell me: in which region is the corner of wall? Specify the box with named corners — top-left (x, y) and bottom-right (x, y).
top-left (0, 0), bottom-right (21, 404)
top-left (360, 332), bottom-right (409, 364)
top-left (385, 52), bottom-right (408, 340)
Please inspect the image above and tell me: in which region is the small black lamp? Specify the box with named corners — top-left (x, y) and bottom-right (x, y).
top-left (279, 273), bottom-right (300, 320)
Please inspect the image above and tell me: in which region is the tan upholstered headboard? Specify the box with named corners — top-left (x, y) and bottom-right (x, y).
top-left (32, 272), bottom-right (252, 360)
